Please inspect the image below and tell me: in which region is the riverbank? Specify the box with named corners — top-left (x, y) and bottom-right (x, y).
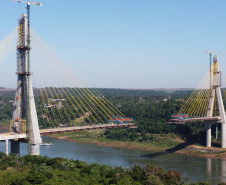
top-left (49, 129), bottom-right (226, 160)
top-left (177, 145), bottom-right (226, 160)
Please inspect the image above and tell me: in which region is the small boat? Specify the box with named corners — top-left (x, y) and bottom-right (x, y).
top-left (40, 142), bottom-right (54, 146)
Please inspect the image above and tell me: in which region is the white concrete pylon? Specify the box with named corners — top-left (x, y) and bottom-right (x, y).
top-left (206, 54), bottom-right (226, 148)
top-left (11, 14), bottom-right (42, 155)
top-left (5, 139), bottom-right (8, 156)
top-left (214, 55), bottom-right (226, 148)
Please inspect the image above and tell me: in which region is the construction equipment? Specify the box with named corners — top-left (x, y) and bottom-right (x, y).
top-left (109, 116), bottom-right (134, 125)
top-left (10, 0), bottom-right (42, 6)
top-left (171, 113), bottom-right (190, 120)
top-left (10, 119), bottom-right (26, 134)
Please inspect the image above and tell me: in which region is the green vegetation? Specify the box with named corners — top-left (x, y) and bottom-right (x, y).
top-left (52, 129), bottom-right (182, 151)
top-left (107, 96), bottom-right (215, 147)
top-left (0, 152), bottom-right (215, 185)
top-left (0, 88), bottom-right (222, 146)
top-left (0, 88), bottom-right (191, 126)
top-left (0, 97), bottom-right (13, 126)
top-left (1, 89), bottom-right (226, 184)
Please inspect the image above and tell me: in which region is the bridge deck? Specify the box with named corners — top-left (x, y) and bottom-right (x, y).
top-left (40, 123), bottom-right (136, 135)
top-left (0, 123), bottom-right (136, 141)
top-left (168, 117), bottom-right (220, 124)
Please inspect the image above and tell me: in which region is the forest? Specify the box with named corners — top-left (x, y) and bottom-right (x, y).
top-left (0, 88), bottom-right (225, 184)
top-left (0, 152), bottom-right (217, 184)
top-left (0, 88), bottom-right (222, 145)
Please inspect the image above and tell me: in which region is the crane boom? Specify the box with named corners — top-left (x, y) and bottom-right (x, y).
top-left (205, 51), bottom-right (226, 54)
top-left (10, 0), bottom-right (42, 6)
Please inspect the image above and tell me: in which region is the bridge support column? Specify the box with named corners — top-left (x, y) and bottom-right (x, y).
top-left (206, 122), bottom-right (211, 147)
top-left (221, 123), bottom-right (226, 148)
top-left (215, 84), bottom-right (226, 148)
top-left (11, 140), bottom-right (20, 156)
top-left (5, 139), bottom-right (8, 156)
top-left (30, 144), bottom-right (40, 155)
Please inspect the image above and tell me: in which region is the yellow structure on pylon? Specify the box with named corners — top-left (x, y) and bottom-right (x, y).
top-left (10, 119), bottom-right (26, 134)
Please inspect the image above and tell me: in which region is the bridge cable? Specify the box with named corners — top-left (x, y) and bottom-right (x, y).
top-left (31, 31), bottom-right (109, 123)
top-left (30, 29), bottom-right (123, 118)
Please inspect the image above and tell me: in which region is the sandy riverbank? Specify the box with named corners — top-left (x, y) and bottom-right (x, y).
top-left (175, 145), bottom-right (226, 160)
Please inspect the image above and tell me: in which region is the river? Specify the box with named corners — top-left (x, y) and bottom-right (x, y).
top-left (0, 135), bottom-right (225, 184)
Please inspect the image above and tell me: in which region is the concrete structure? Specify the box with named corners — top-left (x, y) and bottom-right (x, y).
top-left (168, 117), bottom-right (220, 124)
top-left (168, 55), bottom-right (226, 148)
top-left (49, 98), bottom-right (65, 109)
top-left (5, 140), bottom-right (8, 156)
top-left (206, 55), bottom-right (226, 148)
top-left (10, 13), bottom-right (42, 155)
top-left (0, 123), bottom-right (136, 140)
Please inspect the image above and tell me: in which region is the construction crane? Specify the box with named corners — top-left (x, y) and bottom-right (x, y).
top-left (205, 51), bottom-right (226, 54)
top-left (10, 0), bottom-right (42, 6)
top-left (205, 51), bottom-right (226, 67)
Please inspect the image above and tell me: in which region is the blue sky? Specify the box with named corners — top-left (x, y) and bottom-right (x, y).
top-left (1, 0), bottom-right (226, 89)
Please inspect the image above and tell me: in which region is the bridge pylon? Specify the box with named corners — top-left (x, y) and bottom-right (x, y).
top-left (11, 12), bottom-right (42, 155)
top-left (206, 54), bottom-right (226, 148)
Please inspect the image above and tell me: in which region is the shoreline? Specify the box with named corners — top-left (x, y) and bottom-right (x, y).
top-left (53, 134), bottom-right (226, 161)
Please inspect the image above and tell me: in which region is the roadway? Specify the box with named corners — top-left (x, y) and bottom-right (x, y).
top-left (0, 123), bottom-right (137, 141)
top-left (167, 117), bottom-right (220, 124)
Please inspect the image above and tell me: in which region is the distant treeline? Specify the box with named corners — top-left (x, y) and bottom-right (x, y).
top-left (0, 87), bottom-right (194, 99)
top-left (97, 88), bottom-right (193, 98)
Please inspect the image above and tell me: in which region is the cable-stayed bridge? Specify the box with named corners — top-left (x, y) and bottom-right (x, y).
top-left (168, 53), bottom-right (226, 148)
top-left (0, 2), bottom-right (135, 156)
top-left (2, 1), bottom-right (226, 156)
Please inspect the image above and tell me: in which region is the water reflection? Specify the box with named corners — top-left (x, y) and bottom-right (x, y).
top-left (221, 160), bottom-right (226, 183)
top-left (207, 158), bottom-right (212, 177)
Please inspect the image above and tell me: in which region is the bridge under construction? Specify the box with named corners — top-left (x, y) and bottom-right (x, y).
top-left (169, 53), bottom-right (226, 148)
top-left (0, 1), bottom-right (135, 156)
top-left (1, 1), bottom-right (226, 156)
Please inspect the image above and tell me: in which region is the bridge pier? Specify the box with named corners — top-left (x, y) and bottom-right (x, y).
top-left (221, 123), bottom-right (226, 148)
top-left (30, 144), bottom-right (40, 155)
top-left (5, 139), bottom-right (8, 156)
top-left (206, 122), bottom-right (211, 147)
top-left (11, 140), bottom-right (20, 156)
